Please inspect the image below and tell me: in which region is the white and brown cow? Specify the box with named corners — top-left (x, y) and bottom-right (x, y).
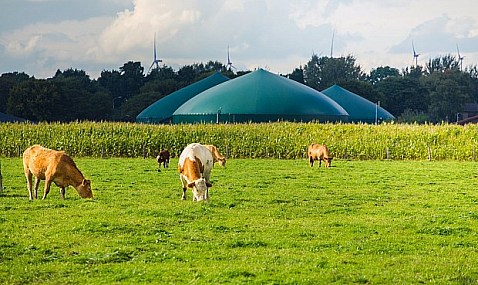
top-left (203, 144), bottom-right (226, 167)
top-left (178, 143), bottom-right (214, 201)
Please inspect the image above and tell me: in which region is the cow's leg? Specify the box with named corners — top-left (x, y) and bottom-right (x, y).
top-left (33, 177), bottom-right (41, 199)
top-left (319, 159), bottom-right (322, 167)
top-left (309, 156), bottom-right (314, 167)
top-left (180, 175), bottom-right (187, 200)
top-left (60, 187), bottom-right (66, 199)
top-left (42, 179), bottom-right (53, 200)
top-left (182, 187), bottom-right (187, 200)
top-left (25, 171), bottom-right (34, 200)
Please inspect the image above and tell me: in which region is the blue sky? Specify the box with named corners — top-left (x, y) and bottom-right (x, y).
top-left (1, 0), bottom-right (478, 78)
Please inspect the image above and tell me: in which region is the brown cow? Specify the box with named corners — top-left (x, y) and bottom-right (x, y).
top-left (156, 149), bottom-right (170, 171)
top-left (178, 143), bottom-right (214, 201)
top-left (203, 144), bottom-right (226, 167)
top-left (23, 145), bottom-right (93, 200)
top-left (308, 143), bottom-right (333, 168)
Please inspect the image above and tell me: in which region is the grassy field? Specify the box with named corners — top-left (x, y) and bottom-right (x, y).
top-left (1, 157), bottom-right (478, 284)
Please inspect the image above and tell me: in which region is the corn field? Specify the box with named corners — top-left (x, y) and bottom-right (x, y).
top-left (1, 121), bottom-right (478, 160)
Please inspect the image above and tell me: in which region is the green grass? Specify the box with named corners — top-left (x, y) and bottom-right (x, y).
top-left (2, 158), bottom-right (478, 284)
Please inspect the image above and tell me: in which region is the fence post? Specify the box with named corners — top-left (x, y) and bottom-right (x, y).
top-left (427, 145), bottom-right (432, 161)
top-left (386, 147), bottom-right (390, 160)
top-left (143, 145), bottom-right (147, 159)
top-left (0, 160), bottom-right (3, 193)
top-left (101, 146), bottom-right (104, 158)
top-left (17, 145), bottom-right (21, 157)
top-left (473, 147), bottom-right (476, 161)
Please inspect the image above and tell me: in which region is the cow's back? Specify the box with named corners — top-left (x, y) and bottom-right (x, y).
top-left (179, 144), bottom-right (212, 165)
top-left (23, 145), bottom-right (64, 178)
top-left (179, 143), bottom-right (214, 174)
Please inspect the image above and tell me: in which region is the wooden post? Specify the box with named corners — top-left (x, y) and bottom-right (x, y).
top-left (473, 147), bottom-right (476, 161)
top-left (17, 145), bottom-right (21, 157)
top-left (142, 145), bottom-right (147, 159)
top-left (101, 146), bottom-right (104, 158)
top-left (427, 145), bottom-right (432, 161)
top-left (386, 147), bottom-right (390, 160)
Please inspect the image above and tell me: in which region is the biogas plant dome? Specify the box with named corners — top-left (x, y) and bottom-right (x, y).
top-left (172, 69), bottom-right (349, 124)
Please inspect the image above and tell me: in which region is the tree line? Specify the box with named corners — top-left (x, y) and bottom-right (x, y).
top-left (1, 54), bottom-right (477, 123)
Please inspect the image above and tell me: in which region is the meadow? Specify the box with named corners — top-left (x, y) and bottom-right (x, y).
top-left (1, 157), bottom-right (478, 284)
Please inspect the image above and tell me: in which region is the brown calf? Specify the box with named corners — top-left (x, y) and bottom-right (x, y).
top-left (308, 143), bottom-right (333, 168)
top-left (156, 149), bottom-right (170, 171)
top-left (203, 144), bottom-right (226, 167)
top-left (23, 145), bottom-right (93, 200)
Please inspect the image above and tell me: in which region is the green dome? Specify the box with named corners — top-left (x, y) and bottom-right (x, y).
top-left (172, 69), bottom-right (349, 123)
top-left (321, 84), bottom-right (395, 123)
top-left (136, 72), bottom-right (230, 123)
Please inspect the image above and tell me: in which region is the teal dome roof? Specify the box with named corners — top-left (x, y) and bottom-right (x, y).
top-left (321, 84), bottom-right (395, 123)
top-left (172, 69), bottom-right (349, 123)
top-left (136, 72), bottom-right (230, 123)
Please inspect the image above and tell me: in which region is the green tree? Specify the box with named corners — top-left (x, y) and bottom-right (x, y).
top-left (288, 67), bottom-right (305, 84)
top-left (119, 61), bottom-right (145, 100)
top-left (340, 80), bottom-right (382, 104)
top-left (374, 76), bottom-right (428, 118)
top-left (422, 71), bottom-right (473, 122)
top-left (7, 79), bottom-right (61, 121)
top-left (304, 54), bottom-right (365, 91)
top-left (368, 66), bottom-right (400, 85)
top-left (53, 68), bottom-right (110, 121)
top-left (425, 55), bottom-right (460, 74)
top-left (0, 72), bottom-right (31, 113)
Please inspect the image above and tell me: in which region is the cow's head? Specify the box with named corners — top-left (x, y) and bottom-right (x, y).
top-left (188, 178), bottom-right (212, 201)
top-left (324, 157), bottom-right (333, 167)
top-left (157, 154), bottom-right (165, 163)
top-left (77, 179), bottom-right (93, 198)
top-left (218, 158), bottom-right (226, 168)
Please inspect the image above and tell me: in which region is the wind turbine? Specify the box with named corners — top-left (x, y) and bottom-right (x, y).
top-left (148, 33), bottom-right (162, 73)
top-left (330, 29), bottom-right (335, 58)
top-left (226, 46), bottom-right (236, 71)
top-left (412, 41), bottom-right (420, 67)
top-left (456, 43), bottom-right (465, 71)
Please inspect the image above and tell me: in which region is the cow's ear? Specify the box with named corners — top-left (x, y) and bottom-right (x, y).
top-left (187, 182), bottom-right (195, 188)
top-left (206, 182), bottom-right (212, 187)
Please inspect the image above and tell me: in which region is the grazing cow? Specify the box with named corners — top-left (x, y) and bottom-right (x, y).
top-left (23, 145), bottom-right (93, 200)
top-left (156, 149), bottom-right (170, 171)
top-left (308, 143), bottom-right (333, 168)
top-left (178, 143), bottom-right (214, 201)
top-left (204, 144), bottom-right (227, 167)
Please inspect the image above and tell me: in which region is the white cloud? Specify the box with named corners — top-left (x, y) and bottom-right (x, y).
top-left (2, 0), bottom-right (478, 78)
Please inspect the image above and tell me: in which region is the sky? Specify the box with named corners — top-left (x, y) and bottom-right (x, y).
top-left (1, 0), bottom-right (478, 79)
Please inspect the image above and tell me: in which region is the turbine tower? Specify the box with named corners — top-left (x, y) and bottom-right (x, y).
top-left (412, 41), bottom-right (420, 67)
top-left (148, 33), bottom-right (162, 73)
top-left (457, 44), bottom-right (465, 71)
top-left (226, 46), bottom-right (236, 71)
top-left (330, 29), bottom-right (335, 58)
